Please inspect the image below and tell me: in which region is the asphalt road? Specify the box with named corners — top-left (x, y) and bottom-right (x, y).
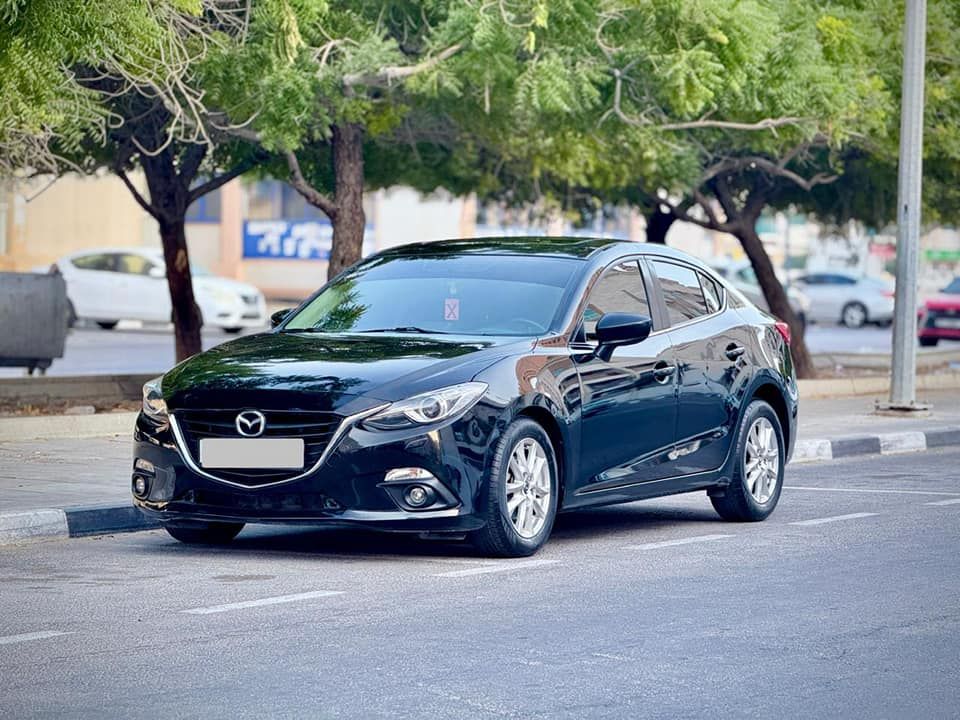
top-left (1, 449), bottom-right (959, 719)
top-left (2, 323), bottom-right (959, 378)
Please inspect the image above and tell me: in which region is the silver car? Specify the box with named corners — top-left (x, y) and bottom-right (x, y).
top-left (794, 272), bottom-right (895, 328)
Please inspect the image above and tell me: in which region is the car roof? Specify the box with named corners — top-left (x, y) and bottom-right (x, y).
top-left (65, 247), bottom-right (162, 259)
top-left (374, 236), bottom-right (713, 266)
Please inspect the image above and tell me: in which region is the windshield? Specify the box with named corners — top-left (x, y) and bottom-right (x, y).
top-left (282, 254), bottom-right (580, 336)
top-left (944, 278), bottom-right (960, 294)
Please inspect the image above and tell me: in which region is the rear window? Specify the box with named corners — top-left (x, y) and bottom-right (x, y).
top-left (284, 254), bottom-right (580, 336)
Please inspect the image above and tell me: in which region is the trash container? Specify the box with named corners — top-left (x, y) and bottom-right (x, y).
top-left (0, 271), bottom-right (68, 374)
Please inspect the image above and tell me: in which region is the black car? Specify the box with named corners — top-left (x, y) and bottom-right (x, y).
top-left (133, 238), bottom-right (798, 557)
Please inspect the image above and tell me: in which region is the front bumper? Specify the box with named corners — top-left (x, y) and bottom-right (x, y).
top-left (132, 406), bottom-right (496, 533)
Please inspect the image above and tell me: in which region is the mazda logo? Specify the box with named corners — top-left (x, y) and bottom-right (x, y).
top-left (235, 410), bottom-right (266, 437)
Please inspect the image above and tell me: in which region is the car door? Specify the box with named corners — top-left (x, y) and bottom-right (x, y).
top-left (65, 252), bottom-right (120, 319)
top-left (648, 259), bottom-right (751, 476)
top-left (115, 252), bottom-right (169, 322)
top-left (571, 259), bottom-right (679, 497)
top-left (796, 274), bottom-right (831, 323)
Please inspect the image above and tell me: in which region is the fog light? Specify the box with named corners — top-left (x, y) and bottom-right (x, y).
top-left (404, 485), bottom-right (432, 507)
top-left (132, 474), bottom-right (149, 497)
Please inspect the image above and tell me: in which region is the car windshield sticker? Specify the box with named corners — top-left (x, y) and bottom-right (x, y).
top-left (444, 298), bottom-right (460, 321)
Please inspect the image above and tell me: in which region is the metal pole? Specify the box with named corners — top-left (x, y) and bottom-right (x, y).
top-left (889, 0), bottom-right (926, 408)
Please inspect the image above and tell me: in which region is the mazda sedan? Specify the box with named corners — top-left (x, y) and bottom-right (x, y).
top-left (133, 238), bottom-right (797, 557)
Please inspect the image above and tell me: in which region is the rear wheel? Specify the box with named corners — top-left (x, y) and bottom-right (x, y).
top-left (164, 521), bottom-right (245, 545)
top-left (841, 302), bottom-right (867, 328)
top-left (470, 418), bottom-right (558, 557)
top-left (711, 400), bottom-right (784, 522)
top-left (919, 337), bottom-right (939, 347)
top-left (96, 320), bottom-right (118, 330)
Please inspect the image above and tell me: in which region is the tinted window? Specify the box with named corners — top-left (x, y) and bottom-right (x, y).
top-left (71, 253), bottom-right (115, 272)
top-left (827, 274), bottom-right (857, 285)
top-left (944, 278), bottom-right (960, 294)
top-left (284, 254), bottom-right (579, 337)
top-left (116, 253), bottom-right (155, 275)
top-left (651, 260), bottom-right (709, 324)
top-left (580, 261), bottom-right (651, 341)
top-left (699, 272), bottom-right (722, 313)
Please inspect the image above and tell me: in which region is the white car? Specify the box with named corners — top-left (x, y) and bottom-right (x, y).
top-left (794, 271), bottom-right (895, 328)
top-left (710, 261), bottom-right (812, 329)
top-left (54, 248), bottom-right (267, 333)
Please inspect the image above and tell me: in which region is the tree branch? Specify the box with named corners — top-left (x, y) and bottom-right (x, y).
top-left (657, 117), bottom-right (807, 132)
top-left (342, 43), bottom-right (463, 88)
top-left (188, 154), bottom-right (262, 204)
top-left (178, 143), bottom-right (208, 184)
top-left (285, 150), bottom-right (337, 219)
top-left (116, 169), bottom-right (160, 221)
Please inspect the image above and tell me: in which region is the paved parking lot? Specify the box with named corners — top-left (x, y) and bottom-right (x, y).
top-left (1, 449), bottom-right (958, 718)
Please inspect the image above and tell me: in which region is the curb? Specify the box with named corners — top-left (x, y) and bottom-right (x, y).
top-left (793, 426), bottom-right (960, 463)
top-left (0, 504), bottom-right (159, 545)
top-left (797, 372), bottom-right (960, 399)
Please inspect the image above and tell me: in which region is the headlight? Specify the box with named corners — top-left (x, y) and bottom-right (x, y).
top-left (142, 376), bottom-right (167, 420)
top-left (362, 382), bottom-right (487, 430)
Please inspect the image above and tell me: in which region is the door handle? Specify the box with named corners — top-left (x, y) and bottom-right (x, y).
top-left (725, 344), bottom-right (746, 361)
top-left (652, 363), bottom-right (676, 383)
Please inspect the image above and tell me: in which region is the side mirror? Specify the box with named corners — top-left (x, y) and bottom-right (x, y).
top-left (148, 266), bottom-right (165, 279)
top-left (595, 313), bottom-right (652, 361)
top-left (270, 308), bottom-right (293, 328)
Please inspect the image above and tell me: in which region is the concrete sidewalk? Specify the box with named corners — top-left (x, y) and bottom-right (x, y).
top-left (2, 388), bottom-right (959, 544)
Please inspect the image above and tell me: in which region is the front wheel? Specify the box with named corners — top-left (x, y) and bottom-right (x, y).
top-left (164, 521), bottom-right (245, 545)
top-left (841, 302), bottom-right (867, 328)
top-left (711, 400), bottom-right (784, 522)
top-left (470, 419), bottom-right (559, 557)
top-left (222, 326), bottom-right (243, 334)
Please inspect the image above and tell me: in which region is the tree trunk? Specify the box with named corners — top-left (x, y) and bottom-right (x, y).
top-left (736, 223), bottom-right (816, 379)
top-left (645, 205), bottom-right (675, 245)
top-left (328, 123), bottom-right (366, 280)
top-left (159, 218), bottom-right (203, 361)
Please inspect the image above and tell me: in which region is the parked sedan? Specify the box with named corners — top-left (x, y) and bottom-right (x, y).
top-left (133, 238), bottom-right (798, 557)
top-left (794, 271), bottom-right (895, 328)
top-left (55, 248), bottom-right (266, 332)
top-left (918, 277), bottom-right (960, 347)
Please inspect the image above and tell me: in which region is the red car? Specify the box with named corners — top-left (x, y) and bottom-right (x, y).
top-left (918, 277), bottom-right (960, 346)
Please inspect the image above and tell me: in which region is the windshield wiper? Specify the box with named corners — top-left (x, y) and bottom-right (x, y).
top-left (358, 326), bottom-right (451, 334)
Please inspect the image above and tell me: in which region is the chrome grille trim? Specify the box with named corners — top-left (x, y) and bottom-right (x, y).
top-left (169, 403), bottom-right (389, 490)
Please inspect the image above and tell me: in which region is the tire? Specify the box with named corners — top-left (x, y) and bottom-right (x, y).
top-left (65, 300), bottom-right (77, 329)
top-left (164, 521), bottom-right (245, 545)
top-left (711, 400), bottom-right (784, 522)
top-left (96, 321), bottom-right (118, 330)
top-left (223, 326), bottom-right (243, 334)
top-left (470, 418), bottom-right (559, 557)
top-left (919, 337), bottom-right (939, 347)
top-left (840, 302), bottom-right (868, 328)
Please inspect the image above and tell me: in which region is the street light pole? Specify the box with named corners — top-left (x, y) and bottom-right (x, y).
top-left (888, 0), bottom-right (927, 410)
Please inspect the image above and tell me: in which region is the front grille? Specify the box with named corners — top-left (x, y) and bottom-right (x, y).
top-left (175, 409), bottom-right (342, 487)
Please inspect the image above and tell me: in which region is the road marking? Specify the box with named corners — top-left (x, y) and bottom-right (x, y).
top-left (623, 533), bottom-right (733, 551)
top-left (790, 512), bottom-right (879, 527)
top-left (0, 631), bottom-right (74, 646)
top-left (181, 590), bottom-right (344, 615)
top-left (433, 559), bottom-right (558, 578)
top-left (925, 498), bottom-right (960, 506)
top-left (786, 485), bottom-right (960, 496)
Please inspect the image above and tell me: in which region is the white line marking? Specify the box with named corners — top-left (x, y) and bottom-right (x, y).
top-left (786, 485), bottom-right (960, 496)
top-left (623, 533), bottom-right (733, 551)
top-left (433, 559), bottom-right (558, 578)
top-left (0, 631), bottom-right (74, 646)
top-left (181, 590), bottom-right (344, 615)
top-left (790, 512), bottom-right (879, 527)
top-left (926, 498), bottom-right (960, 506)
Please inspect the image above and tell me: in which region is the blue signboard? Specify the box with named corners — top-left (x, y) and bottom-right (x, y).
top-left (243, 220), bottom-right (374, 260)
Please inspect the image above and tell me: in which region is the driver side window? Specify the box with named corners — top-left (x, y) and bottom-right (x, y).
top-left (580, 261), bottom-right (651, 341)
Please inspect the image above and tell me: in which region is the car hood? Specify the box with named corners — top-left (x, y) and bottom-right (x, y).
top-left (194, 276), bottom-right (262, 298)
top-left (161, 331), bottom-right (530, 412)
top-left (925, 293), bottom-right (960, 311)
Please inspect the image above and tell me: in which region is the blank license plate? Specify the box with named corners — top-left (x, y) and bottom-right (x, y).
top-left (934, 317), bottom-right (960, 328)
top-left (199, 438), bottom-right (304, 469)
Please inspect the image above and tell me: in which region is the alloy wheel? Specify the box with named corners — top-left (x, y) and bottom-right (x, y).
top-left (504, 438), bottom-right (552, 539)
top-left (744, 417), bottom-right (780, 504)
